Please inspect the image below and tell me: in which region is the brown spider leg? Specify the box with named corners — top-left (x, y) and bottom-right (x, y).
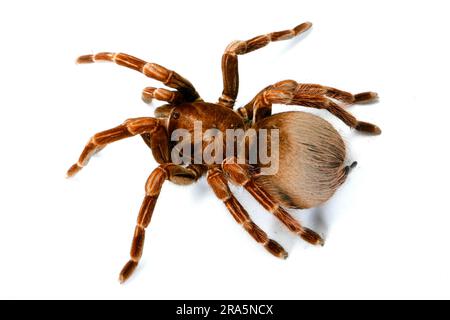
top-left (120, 163), bottom-right (203, 283)
top-left (141, 87), bottom-right (185, 105)
top-left (66, 117), bottom-right (166, 177)
top-left (219, 22), bottom-right (312, 108)
top-left (221, 158), bottom-right (324, 246)
top-left (247, 80), bottom-right (381, 134)
top-left (238, 82), bottom-right (378, 121)
top-left (324, 86), bottom-right (378, 105)
top-left (77, 52), bottom-right (200, 102)
top-left (207, 168), bottom-right (288, 259)
top-left (287, 84), bottom-right (378, 105)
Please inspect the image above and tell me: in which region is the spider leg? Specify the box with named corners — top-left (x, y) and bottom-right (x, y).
top-left (141, 87), bottom-right (185, 105)
top-left (240, 80), bottom-right (381, 134)
top-left (265, 83), bottom-right (378, 106)
top-left (207, 168), bottom-right (288, 259)
top-left (219, 22), bottom-right (312, 108)
top-left (77, 52), bottom-right (200, 102)
top-left (323, 86), bottom-right (378, 105)
top-left (66, 117), bottom-right (168, 177)
top-left (120, 163), bottom-right (203, 283)
top-left (221, 158), bottom-right (324, 246)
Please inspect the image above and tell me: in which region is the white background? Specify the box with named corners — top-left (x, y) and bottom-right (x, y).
top-left (0, 0), bottom-right (449, 299)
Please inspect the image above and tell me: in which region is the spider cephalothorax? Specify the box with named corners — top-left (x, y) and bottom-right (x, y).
top-left (67, 22), bottom-right (380, 283)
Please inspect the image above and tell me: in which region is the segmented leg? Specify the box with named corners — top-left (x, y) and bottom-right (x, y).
top-left (66, 117), bottom-right (164, 177)
top-left (325, 87), bottom-right (378, 105)
top-left (120, 163), bottom-right (203, 283)
top-left (207, 168), bottom-right (288, 259)
top-left (239, 81), bottom-right (378, 120)
top-left (77, 52), bottom-right (200, 102)
top-left (141, 87), bottom-right (184, 104)
top-left (219, 22), bottom-right (312, 108)
top-left (239, 80), bottom-right (381, 134)
top-left (221, 158), bottom-right (324, 246)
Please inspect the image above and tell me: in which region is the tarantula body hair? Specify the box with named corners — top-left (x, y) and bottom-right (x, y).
top-left (68, 22), bottom-right (380, 283)
top-left (253, 111), bottom-right (348, 209)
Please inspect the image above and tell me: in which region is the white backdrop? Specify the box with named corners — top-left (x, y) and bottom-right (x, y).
top-left (1, 0), bottom-right (449, 299)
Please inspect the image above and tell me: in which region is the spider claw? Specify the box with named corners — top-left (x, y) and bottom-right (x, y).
top-left (141, 94), bottom-right (153, 104)
top-left (66, 163), bottom-right (82, 178)
top-left (76, 54), bottom-right (95, 64)
top-left (354, 91), bottom-right (379, 104)
top-left (294, 21), bottom-right (313, 34)
top-left (300, 228), bottom-right (325, 246)
top-left (141, 87), bottom-right (155, 104)
top-left (355, 121), bottom-right (382, 135)
top-left (119, 260), bottom-right (138, 284)
top-left (265, 240), bottom-right (288, 259)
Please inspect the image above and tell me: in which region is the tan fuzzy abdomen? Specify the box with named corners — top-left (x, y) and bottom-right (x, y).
top-left (254, 111), bottom-right (347, 209)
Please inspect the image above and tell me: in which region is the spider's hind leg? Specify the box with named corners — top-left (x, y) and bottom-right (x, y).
top-left (207, 168), bottom-right (288, 258)
top-left (221, 158), bottom-right (324, 246)
top-left (241, 81), bottom-right (381, 134)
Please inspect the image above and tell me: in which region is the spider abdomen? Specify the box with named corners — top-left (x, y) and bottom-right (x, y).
top-left (254, 111), bottom-right (348, 209)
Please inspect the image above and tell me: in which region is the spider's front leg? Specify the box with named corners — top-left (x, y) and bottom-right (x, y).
top-left (66, 116), bottom-right (206, 282)
top-left (219, 22), bottom-right (312, 108)
top-left (120, 163), bottom-right (203, 283)
top-left (221, 158), bottom-right (324, 246)
top-left (66, 117), bottom-right (169, 177)
top-left (77, 52), bottom-right (201, 102)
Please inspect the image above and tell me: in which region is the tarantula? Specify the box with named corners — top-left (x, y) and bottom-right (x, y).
top-left (67, 22), bottom-right (380, 283)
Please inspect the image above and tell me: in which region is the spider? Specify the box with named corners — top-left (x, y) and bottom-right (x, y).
top-left (67, 22), bottom-right (380, 283)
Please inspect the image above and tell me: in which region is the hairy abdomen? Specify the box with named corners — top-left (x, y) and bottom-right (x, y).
top-left (254, 111), bottom-right (347, 209)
